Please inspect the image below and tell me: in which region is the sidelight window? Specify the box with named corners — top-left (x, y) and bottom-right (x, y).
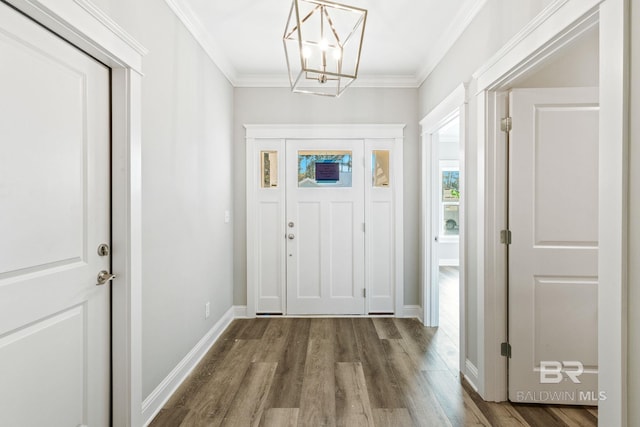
top-left (372, 150), bottom-right (390, 187)
top-left (261, 151), bottom-right (279, 188)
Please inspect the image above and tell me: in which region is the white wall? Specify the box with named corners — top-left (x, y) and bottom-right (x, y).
top-left (514, 26), bottom-right (599, 87)
top-left (629, 1), bottom-right (639, 424)
top-left (419, 0), bottom-right (555, 373)
top-left (89, 0), bottom-right (234, 399)
top-left (418, 0), bottom-right (597, 375)
top-left (234, 88), bottom-right (420, 306)
top-left (418, 0), bottom-right (555, 118)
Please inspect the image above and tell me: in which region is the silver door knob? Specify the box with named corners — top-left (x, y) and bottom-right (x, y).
top-left (287, 234), bottom-right (295, 240)
top-left (97, 270), bottom-right (116, 286)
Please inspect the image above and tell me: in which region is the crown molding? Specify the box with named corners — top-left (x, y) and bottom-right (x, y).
top-left (164, 0), bottom-right (482, 90)
top-left (74, 0), bottom-right (148, 57)
top-left (164, 0), bottom-right (238, 85)
top-left (352, 74), bottom-right (422, 88)
top-left (234, 73), bottom-right (422, 88)
top-left (416, 0), bottom-right (488, 87)
top-left (233, 74), bottom-right (291, 88)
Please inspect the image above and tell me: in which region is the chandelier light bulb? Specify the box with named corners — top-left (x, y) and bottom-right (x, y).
top-left (319, 39), bottom-right (329, 51)
top-left (332, 48), bottom-right (342, 60)
top-left (302, 46), bottom-right (312, 59)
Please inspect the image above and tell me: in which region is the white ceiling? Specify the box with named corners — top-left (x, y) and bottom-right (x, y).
top-left (166, 0), bottom-right (487, 87)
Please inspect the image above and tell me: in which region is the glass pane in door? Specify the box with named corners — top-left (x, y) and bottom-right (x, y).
top-left (261, 151), bottom-right (278, 188)
top-left (297, 150), bottom-right (352, 188)
top-left (372, 150), bottom-right (390, 187)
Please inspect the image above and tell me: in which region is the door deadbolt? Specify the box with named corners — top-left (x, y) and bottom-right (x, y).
top-left (97, 244), bottom-right (110, 257)
top-left (96, 270), bottom-right (116, 286)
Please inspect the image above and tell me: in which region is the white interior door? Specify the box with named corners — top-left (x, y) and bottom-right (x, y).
top-left (508, 87), bottom-right (599, 404)
top-left (286, 140), bottom-right (365, 315)
top-left (0, 4), bottom-right (111, 426)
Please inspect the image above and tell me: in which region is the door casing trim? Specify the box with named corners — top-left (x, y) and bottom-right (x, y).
top-left (470, 2), bottom-right (628, 426)
top-left (245, 124), bottom-right (405, 318)
top-left (419, 82), bottom-right (468, 385)
top-left (472, 2), bottom-right (602, 402)
top-left (3, 0), bottom-right (146, 425)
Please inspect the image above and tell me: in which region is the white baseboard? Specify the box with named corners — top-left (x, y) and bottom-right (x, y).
top-left (233, 305), bottom-right (248, 318)
top-left (463, 359), bottom-right (480, 392)
top-left (402, 305), bottom-right (423, 323)
top-left (141, 306), bottom-right (235, 426)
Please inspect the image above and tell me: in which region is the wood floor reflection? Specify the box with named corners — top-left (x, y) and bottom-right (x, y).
top-left (150, 316), bottom-right (596, 426)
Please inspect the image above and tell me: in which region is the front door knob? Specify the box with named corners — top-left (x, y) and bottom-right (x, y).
top-left (96, 270), bottom-right (116, 286)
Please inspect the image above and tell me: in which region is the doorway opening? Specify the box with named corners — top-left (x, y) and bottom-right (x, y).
top-left (435, 117), bottom-right (461, 370)
top-left (472, 7), bottom-right (609, 403)
top-left (420, 84), bottom-right (466, 376)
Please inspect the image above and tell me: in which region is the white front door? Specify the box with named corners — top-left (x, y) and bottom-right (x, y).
top-left (286, 140), bottom-right (365, 314)
top-left (508, 87), bottom-right (599, 404)
top-left (0, 4), bottom-right (111, 426)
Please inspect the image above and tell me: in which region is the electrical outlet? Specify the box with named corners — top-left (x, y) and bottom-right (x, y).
top-left (205, 302), bottom-right (210, 319)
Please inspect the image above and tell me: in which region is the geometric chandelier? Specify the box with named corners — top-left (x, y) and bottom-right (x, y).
top-left (283, 0), bottom-right (367, 97)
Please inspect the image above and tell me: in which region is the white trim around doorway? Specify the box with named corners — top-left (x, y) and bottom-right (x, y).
top-left (470, 2), bottom-right (628, 426)
top-left (4, 0), bottom-right (145, 425)
top-left (419, 83), bottom-right (468, 386)
top-left (471, 0), bottom-right (602, 403)
top-left (245, 124), bottom-right (405, 318)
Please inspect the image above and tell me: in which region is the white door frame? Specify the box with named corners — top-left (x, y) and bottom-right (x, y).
top-left (420, 84), bottom-right (467, 380)
top-left (471, 2), bottom-right (628, 425)
top-left (5, 0), bottom-right (146, 425)
top-left (245, 124), bottom-right (405, 317)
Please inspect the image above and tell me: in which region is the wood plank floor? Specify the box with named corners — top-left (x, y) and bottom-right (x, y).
top-left (150, 317), bottom-right (597, 426)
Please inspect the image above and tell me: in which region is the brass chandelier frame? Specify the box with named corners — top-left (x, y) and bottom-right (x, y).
top-left (283, 0), bottom-right (367, 97)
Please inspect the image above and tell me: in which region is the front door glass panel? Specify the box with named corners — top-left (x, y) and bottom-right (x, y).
top-left (297, 150), bottom-right (352, 187)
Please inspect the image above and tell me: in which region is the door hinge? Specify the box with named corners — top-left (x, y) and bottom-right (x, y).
top-left (501, 116), bottom-right (512, 132)
top-left (363, 288), bottom-right (367, 297)
top-left (500, 229), bottom-right (512, 245)
top-left (501, 342), bottom-right (512, 358)
top-left (362, 222), bottom-right (366, 232)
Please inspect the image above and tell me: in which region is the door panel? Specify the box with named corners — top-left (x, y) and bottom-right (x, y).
top-left (366, 143), bottom-right (396, 313)
top-left (508, 87), bottom-right (598, 404)
top-left (254, 142), bottom-right (286, 313)
top-left (0, 307), bottom-right (85, 427)
top-left (0, 3), bottom-right (111, 425)
top-left (258, 202), bottom-right (284, 308)
top-left (297, 201), bottom-right (322, 298)
top-left (286, 140), bottom-right (365, 315)
top-left (329, 202), bottom-right (354, 297)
